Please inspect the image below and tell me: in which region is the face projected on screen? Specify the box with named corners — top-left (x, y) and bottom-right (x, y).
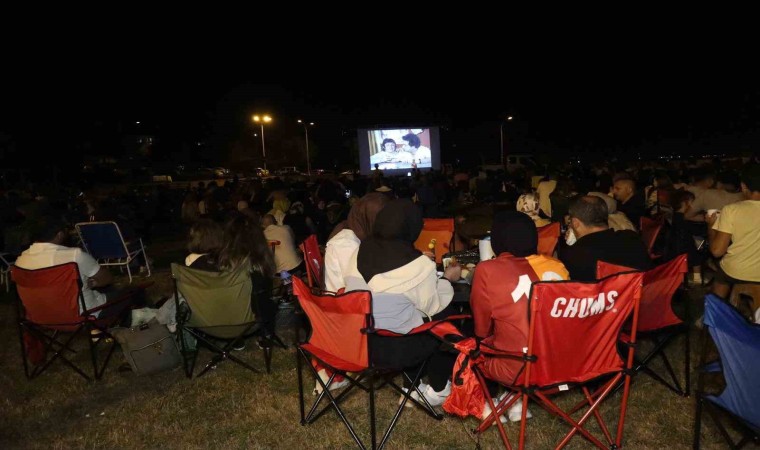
top-left (369, 128), bottom-right (433, 171)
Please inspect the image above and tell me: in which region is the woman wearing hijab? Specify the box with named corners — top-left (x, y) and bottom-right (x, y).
top-left (343, 199), bottom-right (462, 406)
top-left (516, 193), bottom-right (550, 227)
top-left (470, 211), bottom-right (569, 423)
top-left (324, 193), bottom-right (389, 292)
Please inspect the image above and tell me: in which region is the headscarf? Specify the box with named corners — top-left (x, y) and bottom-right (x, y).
top-left (272, 198), bottom-right (291, 213)
top-left (490, 210), bottom-right (538, 257)
top-left (516, 193), bottom-right (541, 221)
top-left (357, 199), bottom-right (423, 282)
top-left (329, 193), bottom-right (391, 241)
top-left (345, 193), bottom-right (389, 241)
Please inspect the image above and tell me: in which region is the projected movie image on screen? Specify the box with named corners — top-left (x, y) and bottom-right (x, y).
top-left (368, 128), bottom-right (432, 170)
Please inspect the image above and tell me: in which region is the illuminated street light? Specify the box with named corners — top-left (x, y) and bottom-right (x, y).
top-left (252, 114), bottom-right (272, 170)
top-left (297, 119), bottom-right (315, 175)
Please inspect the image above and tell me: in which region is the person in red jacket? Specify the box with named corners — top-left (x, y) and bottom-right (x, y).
top-left (470, 211), bottom-right (569, 421)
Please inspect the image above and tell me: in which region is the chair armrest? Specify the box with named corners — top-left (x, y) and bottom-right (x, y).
top-left (84, 281), bottom-right (154, 315)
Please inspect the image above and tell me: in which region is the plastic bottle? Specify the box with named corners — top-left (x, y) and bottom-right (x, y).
top-left (428, 238), bottom-right (437, 260)
top-left (280, 270), bottom-right (292, 297)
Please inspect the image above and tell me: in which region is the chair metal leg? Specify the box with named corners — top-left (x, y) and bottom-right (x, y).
top-left (32, 327), bottom-right (91, 381)
top-left (693, 396), bottom-right (704, 449)
top-left (177, 326), bottom-right (196, 379)
top-left (369, 374), bottom-right (377, 450)
top-left (140, 239), bottom-right (151, 277)
top-left (684, 329), bottom-right (691, 397)
top-left (297, 349), bottom-right (306, 424)
top-left (126, 261), bottom-right (133, 284)
top-left (262, 346), bottom-right (272, 373)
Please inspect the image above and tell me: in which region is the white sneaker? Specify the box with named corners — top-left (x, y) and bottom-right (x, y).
top-left (410, 381), bottom-right (451, 407)
top-left (399, 383), bottom-right (429, 407)
top-left (313, 369), bottom-right (350, 395)
top-left (507, 395), bottom-right (533, 422)
top-left (481, 399), bottom-right (508, 425)
top-left (482, 392), bottom-right (533, 424)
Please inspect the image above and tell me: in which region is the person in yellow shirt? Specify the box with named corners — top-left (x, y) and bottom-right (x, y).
top-left (708, 164), bottom-right (760, 298)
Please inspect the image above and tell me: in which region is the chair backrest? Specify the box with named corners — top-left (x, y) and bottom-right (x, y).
top-left (299, 235), bottom-right (324, 289)
top-left (597, 254), bottom-right (688, 332)
top-left (537, 222), bottom-right (561, 257)
top-left (639, 216), bottom-right (663, 254)
top-left (414, 218), bottom-right (455, 264)
top-left (525, 271), bottom-right (643, 387)
top-left (171, 263), bottom-right (255, 339)
top-left (292, 276), bottom-right (371, 370)
top-left (75, 221), bottom-right (129, 260)
top-left (703, 294), bottom-right (760, 430)
top-left (11, 262), bottom-right (85, 330)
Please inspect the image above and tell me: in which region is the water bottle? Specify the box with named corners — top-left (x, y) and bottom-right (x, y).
top-left (479, 235), bottom-right (495, 261)
top-left (280, 270), bottom-right (293, 298)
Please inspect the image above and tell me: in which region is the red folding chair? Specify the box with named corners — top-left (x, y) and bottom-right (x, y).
top-left (597, 253), bottom-right (690, 396)
top-left (293, 277), bottom-right (466, 449)
top-left (414, 218), bottom-right (454, 264)
top-left (11, 262), bottom-right (134, 381)
top-left (299, 234), bottom-right (324, 290)
top-left (537, 222), bottom-right (561, 257)
top-left (457, 271), bottom-right (643, 449)
top-left (640, 216), bottom-right (664, 260)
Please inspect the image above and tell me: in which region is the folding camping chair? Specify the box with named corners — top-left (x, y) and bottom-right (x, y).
top-left (694, 294), bottom-right (760, 449)
top-left (537, 222), bottom-right (561, 257)
top-left (293, 276), bottom-right (466, 450)
top-left (640, 216), bottom-right (664, 261)
top-left (171, 263), bottom-right (274, 377)
top-left (75, 221), bottom-right (151, 283)
top-left (299, 234), bottom-right (324, 290)
top-left (462, 271), bottom-right (643, 449)
top-left (597, 254), bottom-right (690, 396)
top-left (414, 218), bottom-right (455, 264)
top-left (11, 262), bottom-right (134, 381)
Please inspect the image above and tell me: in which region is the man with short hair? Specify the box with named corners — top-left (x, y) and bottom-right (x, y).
top-left (560, 196), bottom-right (651, 281)
top-left (401, 133), bottom-right (432, 167)
top-left (612, 178), bottom-right (646, 229)
top-left (685, 168), bottom-right (744, 222)
top-left (15, 214), bottom-right (144, 317)
top-left (708, 164), bottom-right (760, 298)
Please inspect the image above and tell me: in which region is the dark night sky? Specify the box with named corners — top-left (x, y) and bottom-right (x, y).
top-left (3, 71), bottom-right (759, 169)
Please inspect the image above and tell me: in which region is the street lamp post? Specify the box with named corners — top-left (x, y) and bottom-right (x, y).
top-left (252, 114), bottom-right (272, 170)
top-left (500, 115), bottom-right (513, 167)
top-left (297, 119), bottom-right (315, 175)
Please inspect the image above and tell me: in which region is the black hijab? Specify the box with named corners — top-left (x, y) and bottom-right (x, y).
top-left (357, 199), bottom-right (423, 282)
top-left (490, 210), bottom-right (538, 257)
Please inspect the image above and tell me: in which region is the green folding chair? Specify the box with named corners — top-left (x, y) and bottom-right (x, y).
top-left (171, 263), bottom-right (273, 378)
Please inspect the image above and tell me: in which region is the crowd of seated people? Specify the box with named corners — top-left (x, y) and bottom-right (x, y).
top-left (3, 154), bottom-right (759, 442)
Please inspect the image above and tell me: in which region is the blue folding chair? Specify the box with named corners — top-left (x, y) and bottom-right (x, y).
top-left (694, 294), bottom-right (760, 449)
top-left (75, 221), bottom-right (151, 283)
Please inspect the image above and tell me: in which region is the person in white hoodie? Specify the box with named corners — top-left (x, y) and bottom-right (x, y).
top-left (343, 199), bottom-right (462, 406)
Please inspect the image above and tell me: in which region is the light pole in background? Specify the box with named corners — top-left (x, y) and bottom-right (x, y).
top-left (252, 114), bottom-right (272, 170)
top-left (500, 115), bottom-right (513, 167)
top-left (297, 119), bottom-right (315, 175)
